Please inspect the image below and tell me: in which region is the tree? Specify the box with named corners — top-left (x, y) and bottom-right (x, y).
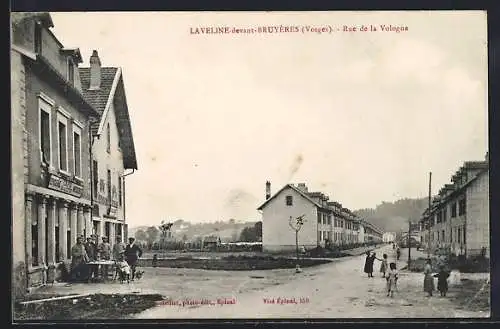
top-left (146, 226), bottom-right (160, 244)
top-left (289, 215), bottom-right (305, 272)
top-left (135, 229), bottom-right (148, 242)
top-left (254, 221), bottom-right (262, 240)
top-left (228, 218), bottom-right (236, 224)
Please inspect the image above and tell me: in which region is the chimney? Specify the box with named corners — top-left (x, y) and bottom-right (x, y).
top-left (297, 183), bottom-right (308, 193)
top-left (265, 181), bottom-right (271, 200)
top-left (89, 50), bottom-right (102, 90)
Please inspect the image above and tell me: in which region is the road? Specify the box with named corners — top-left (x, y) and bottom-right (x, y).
top-left (134, 244), bottom-right (489, 318)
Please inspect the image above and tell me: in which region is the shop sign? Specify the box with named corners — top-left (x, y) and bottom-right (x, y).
top-left (47, 173), bottom-right (83, 197)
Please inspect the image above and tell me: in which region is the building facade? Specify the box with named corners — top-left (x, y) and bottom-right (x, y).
top-left (419, 154), bottom-right (489, 259)
top-left (383, 232), bottom-right (396, 243)
top-left (79, 50), bottom-right (138, 246)
top-left (11, 13), bottom-right (100, 290)
top-left (258, 182), bottom-right (383, 252)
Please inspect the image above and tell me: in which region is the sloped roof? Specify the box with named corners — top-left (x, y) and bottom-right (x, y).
top-left (79, 67), bottom-right (138, 169)
top-left (79, 67), bottom-right (118, 135)
top-left (257, 184), bottom-right (323, 210)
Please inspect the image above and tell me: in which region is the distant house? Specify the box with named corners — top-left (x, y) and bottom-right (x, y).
top-left (202, 236), bottom-right (221, 249)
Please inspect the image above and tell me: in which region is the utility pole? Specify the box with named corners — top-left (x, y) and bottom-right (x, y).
top-left (428, 172), bottom-right (432, 258)
top-left (408, 219), bottom-right (412, 266)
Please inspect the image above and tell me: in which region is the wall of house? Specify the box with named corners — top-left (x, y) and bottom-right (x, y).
top-left (262, 187), bottom-right (318, 252)
top-left (92, 101), bottom-right (125, 221)
top-left (11, 49), bottom-right (27, 299)
top-left (466, 171), bottom-right (489, 257)
top-left (12, 18), bottom-right (83, 92)
top-left (24, 69), bottom-right (91, 199)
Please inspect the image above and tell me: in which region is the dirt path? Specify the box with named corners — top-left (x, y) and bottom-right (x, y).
top-left (135, 245), bottom-right (489, 319)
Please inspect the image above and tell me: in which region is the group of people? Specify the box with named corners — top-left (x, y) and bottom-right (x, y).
top-left (364, 246), bottom-right (451, 299)
top-left (363, 251), bottom-right (398, 297)
top-left (70, 235), bottom-right (143, 283)
top-left (423, 258), bottom-right (450, 297)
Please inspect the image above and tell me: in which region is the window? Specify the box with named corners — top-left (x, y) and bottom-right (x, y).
top-left (458, 228), bottom-right (461, 244)
top-left (107, 169), bottom-right (112, 204)
top-left (67, 60), bottom-right (74, 85)
top-left (34, 23), bottom-right (42, 53)
top-left (92, 160), bottom-right (99, 196)
top-left (57, 114), bottom-right (68, 172)
top-left (442, 230), bottom-right (445, 241)
top-left (118, 176), bottom-right (122, 207)
top-left (443, 208), bottom-right (447, 222)
top-left (285, 195), bottom-right (293, 206)
top-left (463, 225), bottom-right (466, 245)
top-left (327, 215), bottom-right (331, 225)
top-left (317, 212), bottom-right (321, 224)
top-left (451, 202), bottom-right (457, 218)
top-left (458, 198), bottom-right (466, 216)
top-left (106, 123), bottom-right (111, 153)
top-left (73, 125), bottom-right (82, 177)
top-left (39, 103), bottom-right (51, 165)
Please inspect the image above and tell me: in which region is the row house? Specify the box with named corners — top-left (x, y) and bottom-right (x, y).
top-left (419, 153), bottom-right (489, 259)
top-left (11, 13), bottom-right (138, 293)
top-left (79, 50), bottom-right (138, 245)
top-left (361, 220), bottom-right (384, 244)
top-left (257, 182), bottom-right (372, 252)
top-left (11, 13), bottom-right (99, 289)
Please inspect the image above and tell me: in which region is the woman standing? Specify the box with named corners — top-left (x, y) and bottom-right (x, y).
top-left (364, 251), bottom-right (376, 278)
top-left (423, 258), bottom-right (435, 297)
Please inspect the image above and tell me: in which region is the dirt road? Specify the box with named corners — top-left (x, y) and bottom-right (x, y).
top-left (135, 245), bottom-right (490, 318)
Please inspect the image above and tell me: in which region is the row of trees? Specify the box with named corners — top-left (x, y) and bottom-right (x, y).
top-left (133, 221), bottom-right (263, 249)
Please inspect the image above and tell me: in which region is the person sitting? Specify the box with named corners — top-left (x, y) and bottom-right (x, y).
top-left (115, 253), bottom-right (131, 283)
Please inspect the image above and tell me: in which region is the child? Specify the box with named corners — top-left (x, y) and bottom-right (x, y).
top-left (379, 254), bottom-right (388, 278)
top-left (386, 262), bottom-right (398, 297)
top-left (434, 265), bottom-right (450, 297)
top-left (116, 253), bottom-right (131, 283)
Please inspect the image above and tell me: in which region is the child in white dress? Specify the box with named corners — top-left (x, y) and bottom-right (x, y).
top-left (116, 253), bottom-right (131, 283)
top-left (386, 262), bottom-right (398, 297)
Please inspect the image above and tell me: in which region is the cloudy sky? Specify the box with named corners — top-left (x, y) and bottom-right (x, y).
top-left (49, 11), bottom-right (488, 227)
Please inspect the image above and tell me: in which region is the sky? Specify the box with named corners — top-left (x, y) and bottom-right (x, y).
top-left (48, 11), bottom-right (488, 227)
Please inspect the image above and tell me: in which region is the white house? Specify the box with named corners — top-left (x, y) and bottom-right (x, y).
top-left (257, 182), bottom-right (363, 252)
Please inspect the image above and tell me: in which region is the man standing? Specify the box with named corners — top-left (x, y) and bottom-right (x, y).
top-left (85, 235), bottom-right (98, 281)
top-left (98, 236), bottom-right (112, 279)
top-left (125, 237), bottom-right (143, 281)
top-left (112, 236), bottom-right (126, 261)
top-left (70, 236), bottom-right (89, 282)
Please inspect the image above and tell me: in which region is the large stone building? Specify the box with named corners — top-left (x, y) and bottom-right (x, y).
top-left (11, 13), bottom-right (138, 295)
top-left (11, 13), bottom-right (99, 291)
top-left (79, 50), bottom-right (138, 245)
top-left (419, 153), bottom-right (489, 259)
top-left (257, 182), bottom-right (383, 252)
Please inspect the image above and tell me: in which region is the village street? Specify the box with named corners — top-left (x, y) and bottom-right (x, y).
top-left (134, 245), bottom-right (490, 319)
top-left (30, 244), bottom-right (489, 319)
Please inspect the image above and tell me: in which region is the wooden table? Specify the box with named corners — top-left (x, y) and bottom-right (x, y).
top-left (87, 260), bottom-right (115, 282)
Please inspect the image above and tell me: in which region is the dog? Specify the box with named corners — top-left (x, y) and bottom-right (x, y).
top-left (134, 270), bottom-right (145, 280)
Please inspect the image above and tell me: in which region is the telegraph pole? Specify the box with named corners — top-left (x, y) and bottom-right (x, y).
top-left (408, 220), bottom-right (412, 266)
top-left (428, 172), bottom-right (432, 258)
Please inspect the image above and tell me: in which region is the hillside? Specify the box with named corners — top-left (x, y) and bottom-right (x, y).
top-left (128, 219), bottom-right (258, 242)
top-left (353, 197), bottom-right (429, 233)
